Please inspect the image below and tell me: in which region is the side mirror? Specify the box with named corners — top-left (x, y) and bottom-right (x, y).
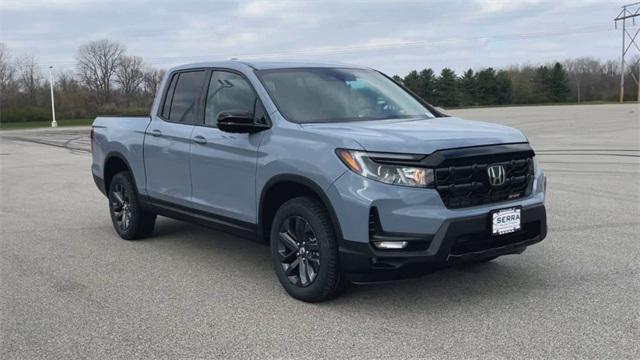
top-left (217, 111), bottom-right (269, 134)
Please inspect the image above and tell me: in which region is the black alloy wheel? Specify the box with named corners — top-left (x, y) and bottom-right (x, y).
top-left (110, 182), bottom-right (133, 232)
top-left (276, 216), bottom-right (321, 287)
top-left (270, 196), bottom-right (344, 302)
top-left (107, 171), bottom-right (156, 240)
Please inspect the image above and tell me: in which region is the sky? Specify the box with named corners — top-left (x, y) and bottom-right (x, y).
top-left (0, 0), bottom-right (630, 77)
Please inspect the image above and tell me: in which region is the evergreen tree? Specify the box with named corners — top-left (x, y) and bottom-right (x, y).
top-left (547, 62), bottom-right (570, 102)
top-left (391, 75), bottom-right (403, 84)
top-left (459, 68), bottom-right (477, 106)
top-left (533, 65), bottom-right (550, 103)
top-left (417, 68), bottom-right (436, 102)
top-left (495, 70), bottom-right (513, 105)
top-left (476, 68), bottom-right (498, 105)
top-left (403, 70), bottom-right (420, 94)
top-left (434, 68), bottom-right (460, 107)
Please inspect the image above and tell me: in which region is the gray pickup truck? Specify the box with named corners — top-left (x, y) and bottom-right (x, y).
top-left (91, 61), bottom-right (547, 302)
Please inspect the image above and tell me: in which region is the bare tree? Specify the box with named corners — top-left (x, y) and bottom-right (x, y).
top-left (55, 70), bottom-right (90, 119)
top-left (15, 54), bottom-right (42, 102)
top-left (142, 67), bottom-right (165, 98)
top-left (564, 57), bottom-right (606, 103)
top-left (563, 59), bottom-right (581, 102)
top-left (115, 55), bottom-right (144, 106)
top-left (76, 39), bottom-right (125, 105)
top-left (0, 42), bottom-right (15, 92)
top-left (56, 70), bottom-right (81, 93)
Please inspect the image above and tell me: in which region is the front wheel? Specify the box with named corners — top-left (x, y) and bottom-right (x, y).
top-left (108, 171), bottom-right (156, 240)
top-left (270, 197), bottom-right (344, 302)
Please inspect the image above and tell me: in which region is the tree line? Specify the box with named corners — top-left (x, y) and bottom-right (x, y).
top-left (0, 39), bottom-right (638, 123)
top-left (394, 59), bottom-right (638, 108)
top-left (0, 40), bottom-right (164, 123)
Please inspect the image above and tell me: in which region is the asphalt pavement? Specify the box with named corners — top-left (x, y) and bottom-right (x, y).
top-left (1, 104), bottom-right (639, 359)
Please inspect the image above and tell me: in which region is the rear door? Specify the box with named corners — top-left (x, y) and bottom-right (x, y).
top-left (143, 70), bottom-right (208, 206)
top-left (189, 70), bottom-right (267, 223)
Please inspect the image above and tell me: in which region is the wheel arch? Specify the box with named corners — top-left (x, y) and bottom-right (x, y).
top-left (258, 174), bottom-right (343, 244)
top-left (103, 152), bottom-right (138, 194)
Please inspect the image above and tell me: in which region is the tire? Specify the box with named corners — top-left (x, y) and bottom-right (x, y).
top-left (108, 171), bottom-right (156, 240)
top-left (270, 197), bottom-right (344, 302)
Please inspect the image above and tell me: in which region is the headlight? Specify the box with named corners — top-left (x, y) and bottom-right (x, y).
top-left (336, 149), bottom-right (434, 187)
top-left (533, 157), bottom-right (546, 193)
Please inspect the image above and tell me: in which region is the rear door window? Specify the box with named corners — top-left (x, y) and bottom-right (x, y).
top-left (169, 71), bottom-right (207, 123)
top-left (160, 74), bottom-right (178, 119)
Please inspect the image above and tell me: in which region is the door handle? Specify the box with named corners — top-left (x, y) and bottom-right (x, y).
top-left (193, 135), bottom-right (207, 145)
top-left (150, 129), bottom-right (162, 137)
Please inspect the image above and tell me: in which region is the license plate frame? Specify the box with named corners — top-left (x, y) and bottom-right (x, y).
top-left (490, 207), bottom-right (522, 236)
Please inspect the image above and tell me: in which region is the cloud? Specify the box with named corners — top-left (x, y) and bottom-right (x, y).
top-left (236, 0), bottom-right (307, 21)
top-left (1, 0), bottom-right (96, 11)
top-left (0, 0), bottom-right (620, 76)
top-left (238, 0), bottom-right (281, 17)
top-left (474, 0), bottom-right (544, 13)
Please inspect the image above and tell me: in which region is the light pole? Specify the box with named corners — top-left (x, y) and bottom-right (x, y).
top-left (48, 65), bottom-right (57, 128)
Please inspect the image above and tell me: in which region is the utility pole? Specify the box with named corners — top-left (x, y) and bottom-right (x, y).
top-left (615, 2), bottom-right (640, 103)
top-left (48, 66), bottom-right (57, 128)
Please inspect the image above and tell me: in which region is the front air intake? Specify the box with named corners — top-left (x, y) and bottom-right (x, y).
top-left (368, 208), bottom-right (431, 251)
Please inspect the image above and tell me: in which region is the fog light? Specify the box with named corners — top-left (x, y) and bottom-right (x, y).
top-left (373, 241), bottom-right (408, 249)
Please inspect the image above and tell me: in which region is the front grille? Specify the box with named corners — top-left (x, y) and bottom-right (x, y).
top-left (435, 156), bottom-right (534, 209)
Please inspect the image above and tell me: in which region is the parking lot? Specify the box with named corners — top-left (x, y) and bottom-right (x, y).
top-left (1, 104), bottom-right (639, 358)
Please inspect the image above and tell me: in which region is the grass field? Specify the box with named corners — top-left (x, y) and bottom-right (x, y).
top-left (0, 119), bottom-right (93, 130)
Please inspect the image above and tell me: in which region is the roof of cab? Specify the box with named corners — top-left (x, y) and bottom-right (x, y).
top-left (169, 60), bottom-right (370, 72)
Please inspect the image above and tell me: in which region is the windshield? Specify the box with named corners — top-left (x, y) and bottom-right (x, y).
top-left (257, 68), bottom-right (435, 123)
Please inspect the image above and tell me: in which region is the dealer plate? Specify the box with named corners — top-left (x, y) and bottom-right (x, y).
top-left (491, 207), bottom-right (521, 235)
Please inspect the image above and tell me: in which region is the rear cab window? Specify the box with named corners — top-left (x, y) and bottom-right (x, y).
top-left (158, 70), bottom-right (207, 124)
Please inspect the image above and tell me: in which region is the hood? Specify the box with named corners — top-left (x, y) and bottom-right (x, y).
top-left (301, 117), bottom-right (528, 154)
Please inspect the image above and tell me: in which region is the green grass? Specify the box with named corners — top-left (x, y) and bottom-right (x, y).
top-left (0, 119), bottom-right (93, 130)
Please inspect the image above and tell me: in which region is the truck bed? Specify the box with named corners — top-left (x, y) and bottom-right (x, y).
top-left (91, 116), bottom-right (152, 195)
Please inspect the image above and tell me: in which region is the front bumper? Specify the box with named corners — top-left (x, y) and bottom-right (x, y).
top-left (326, 168), bottom-right (547, 281)
top-left (339, 203), bottom-right (546, 281)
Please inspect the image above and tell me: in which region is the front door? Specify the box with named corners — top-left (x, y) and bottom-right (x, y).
top-left (189, 70), bottom-right (266, 223)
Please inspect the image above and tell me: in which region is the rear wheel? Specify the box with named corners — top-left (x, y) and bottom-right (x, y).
top-left (108, 172), bottom-right (156, 240)
top-left (270, 197), bottom-right (343, 302)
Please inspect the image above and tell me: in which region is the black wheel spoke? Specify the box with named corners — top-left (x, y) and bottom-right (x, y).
top-left (279, 232), bottom-right (299, 251)
top-left (303, 222), bottom-right (313, 238)
top-left (277, 215), bottom-right (322, 288)
top-left (308, 255), bottom-right (320, 266)
top-left (285, 257), bottom-right (301, 276)
top-left (294, 217), bottom-right (306, 242)
top-left (283, 217), bottom-right (295, 237)
top-left (113, 191), bottom-right (124, 206)
top-left (299, 258), bottom-right (308, 285)
top-left (305, 258), bottom-right (317, 282)
top-left (280, 249), bottom-right (297, 263)
top-left (111, 184), bottom-right (131, 232)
